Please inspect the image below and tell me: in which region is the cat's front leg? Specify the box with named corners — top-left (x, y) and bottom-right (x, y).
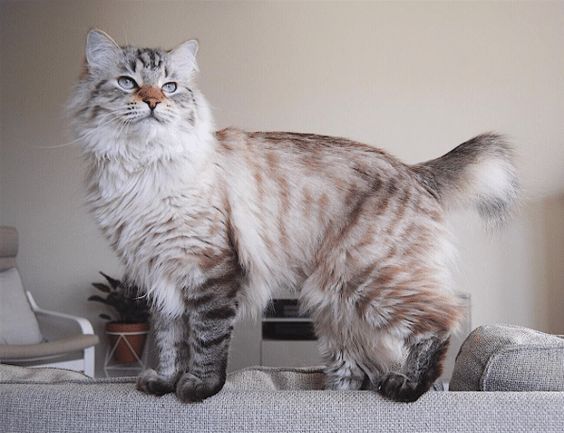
top-left (136, 309), bottom-right (189, 396)
top-left (175, 282), bottom-right (239, 403)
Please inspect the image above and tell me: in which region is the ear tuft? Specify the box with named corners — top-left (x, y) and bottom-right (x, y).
top-left (170, 39), bottom-right (199, 75)
top-left (85, 29), bottom-right (120, 70)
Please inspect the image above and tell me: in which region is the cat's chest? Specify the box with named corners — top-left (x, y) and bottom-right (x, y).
top-left (96, 175), bottom-right (199, 223)
top-left (92, 165), bottom-right (225, 258)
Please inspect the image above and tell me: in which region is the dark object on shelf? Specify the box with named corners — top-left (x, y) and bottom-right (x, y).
top-left (262, 321), bottom-right (317, 341)
top-left (263, 299), bottom-right (317, 341)
top-left (264, 299), bottom-right (309, 319)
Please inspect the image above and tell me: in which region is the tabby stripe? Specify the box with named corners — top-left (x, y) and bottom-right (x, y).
top-left (89, 80), bottom-right (107, 100)
top-left (187, 293), bottom-right (215, 308)
top-left (148, 50), bottom-right (156, 67)
top-left (325, 360), bottom-right (347, 374)
top-left (190, 235), bottom-right (215, 247)
top-left (136, 49), bottom-right (145, 67)
top-left (200, 274), bottom-right (238, 293)
top-left (202, 305), bottom-right (236, 320)
top-left (352, 166), bottom-right (371, 178)
top-left (199, 361), bottom-right (224, 369)
top-left (191, 336), bottom-right (230, 356)
top-left (128, 58), bottom-right (137, 72)
top-left (190, 342), bottom-right (207, 355)
top-left (195, 332), bottom-right (231, 348)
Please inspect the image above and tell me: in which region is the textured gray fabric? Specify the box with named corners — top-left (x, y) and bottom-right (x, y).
top-left (0, 268), bottom-right (43, 345)
top-left (0, 363), bottom-right (91, 382)
top-left (0, 364), bottom-right (325, 388)
top-left (1, 380), bottom-right (563, 432)
top-left (1, 364), bottom-right (564, 432)
top-left (224, 366), bottom-right (325, 391)
top-left (450, 324), bottom-right (564, 391)
top-left (0, 334), bottom-right (99, 360)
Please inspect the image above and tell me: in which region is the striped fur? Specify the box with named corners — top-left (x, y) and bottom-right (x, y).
top-left (70, 31), bottom-right (519, 403)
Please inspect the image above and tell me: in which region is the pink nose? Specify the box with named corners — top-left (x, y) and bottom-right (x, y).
top-left (137, 85), bottom-right (164, 110)
top-left (143, 98), bottom-right (160, 110)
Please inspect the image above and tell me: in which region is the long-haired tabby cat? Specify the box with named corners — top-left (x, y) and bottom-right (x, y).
top-left (70, 30), bottom-right (519, 403)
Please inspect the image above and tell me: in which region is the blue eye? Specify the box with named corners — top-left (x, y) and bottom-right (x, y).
top-left (117, 76), bottom-right (137, 90)
top-left (162, 82), bottom-right (177, 93)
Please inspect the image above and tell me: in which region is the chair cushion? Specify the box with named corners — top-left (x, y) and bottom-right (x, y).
top-left (0, 334), bottom-right (99, 360)
top-left (450, 324), bottom-right (564, 391)
top-left (0, 268), bottom-right (43, 345)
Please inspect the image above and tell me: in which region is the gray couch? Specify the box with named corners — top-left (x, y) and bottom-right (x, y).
top-left (1, 324), bottom-right (564, 433)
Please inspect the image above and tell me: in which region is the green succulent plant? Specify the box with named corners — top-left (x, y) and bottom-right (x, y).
top-left (88, 272), bottom-right (150, 324)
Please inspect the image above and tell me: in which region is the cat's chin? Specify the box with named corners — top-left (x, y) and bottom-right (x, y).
top-left (143, 114), bottom-right (165, 124)
top-left (129, 117), bottom-right (167, 136)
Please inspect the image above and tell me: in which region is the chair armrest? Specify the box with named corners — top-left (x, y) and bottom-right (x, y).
top-left (26, 291), bottom-right (95, 335)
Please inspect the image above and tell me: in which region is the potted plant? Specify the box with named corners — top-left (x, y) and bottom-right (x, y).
top-left (88, 272), bottom-right (150, 363)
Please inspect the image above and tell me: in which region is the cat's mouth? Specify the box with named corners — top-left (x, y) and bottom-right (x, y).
top-left (142, 112), bottom-right (164, 124)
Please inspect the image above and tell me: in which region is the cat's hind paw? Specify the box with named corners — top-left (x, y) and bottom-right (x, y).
top-left (377, 372), bottom-right (426, 403)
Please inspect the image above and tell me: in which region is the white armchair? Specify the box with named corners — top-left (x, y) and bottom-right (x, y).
top-left (0, 226), bottom-right (99, 377)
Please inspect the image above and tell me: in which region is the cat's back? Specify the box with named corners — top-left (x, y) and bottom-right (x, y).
top-left (213, 127), bottom-right (430, 219)
top-left (216, 127), bottom-right (388, 157)
top-left (214, 127), bottom-right (407, 178)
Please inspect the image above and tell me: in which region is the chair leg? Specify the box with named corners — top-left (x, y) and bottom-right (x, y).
top-left (84, 346), bottom-right (95, 378)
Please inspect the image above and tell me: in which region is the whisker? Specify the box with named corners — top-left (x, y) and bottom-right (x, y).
top-left (32, 141), bottom-right (81, 150)
top-left (32, 110), bottom-right (128, 149)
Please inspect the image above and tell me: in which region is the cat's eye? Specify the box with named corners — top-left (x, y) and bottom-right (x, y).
top-left (117, 76), bottom-right (138, 90)
top-left (162, 82), bottom-right (177, 93)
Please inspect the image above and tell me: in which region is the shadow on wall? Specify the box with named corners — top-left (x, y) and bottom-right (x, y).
top-left (544, 194), bottom-right (564, 334)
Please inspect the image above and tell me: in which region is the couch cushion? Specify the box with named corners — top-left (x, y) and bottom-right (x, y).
top-left (2, 365), bottom-right (564, 433)
top-left (0, 268), bottom-right (43, 345)
top-left (0, 363), bottom-right (91, 383)
top-left (224, 366), bottom-right (325, 391)
top-left (450, 324), bottom-right (564, 391)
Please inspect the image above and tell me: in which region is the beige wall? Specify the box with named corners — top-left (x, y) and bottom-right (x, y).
top-left (1, 1), bottom-right (563, 376)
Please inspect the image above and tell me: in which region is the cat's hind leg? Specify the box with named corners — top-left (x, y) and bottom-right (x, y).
top-left (319, 335), bottom-right (368, 390)
top-left (378, 335), bottom-right (450, 402)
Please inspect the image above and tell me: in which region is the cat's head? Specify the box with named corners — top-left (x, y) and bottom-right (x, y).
top-left (70, 29), bottom-right (212, 160)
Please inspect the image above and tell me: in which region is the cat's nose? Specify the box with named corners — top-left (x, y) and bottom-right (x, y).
top-left (143, 98), bottom-right (161, 110)
top-left (137, 85), bottom-right (164, 111)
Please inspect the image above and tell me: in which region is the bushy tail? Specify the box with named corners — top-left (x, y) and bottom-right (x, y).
top-left (412, 133), bottom-right (519, 227)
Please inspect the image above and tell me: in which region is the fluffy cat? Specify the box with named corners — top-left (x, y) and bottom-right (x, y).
top-left (69, 30), bottom-right (519, 403)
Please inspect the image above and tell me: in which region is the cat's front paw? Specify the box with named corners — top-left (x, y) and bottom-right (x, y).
top-left (378, 372), bottom-right (425, 402)
top-left (175, 372), bottom-right (225, 403)
top-left (136, 369), bottom-right (177, 396)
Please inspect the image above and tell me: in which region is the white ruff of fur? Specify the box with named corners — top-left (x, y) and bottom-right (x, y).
top-left (78, 95), bottom-right (220, 318)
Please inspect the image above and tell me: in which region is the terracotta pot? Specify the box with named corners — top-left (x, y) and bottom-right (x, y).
top-left (105, 322), bottom-right (150, 364)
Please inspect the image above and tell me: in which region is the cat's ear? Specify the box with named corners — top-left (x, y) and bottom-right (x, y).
top-left (169, 39), bottom-right (199, 75)
top-left (85, 29), bottom-right (120, 71)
